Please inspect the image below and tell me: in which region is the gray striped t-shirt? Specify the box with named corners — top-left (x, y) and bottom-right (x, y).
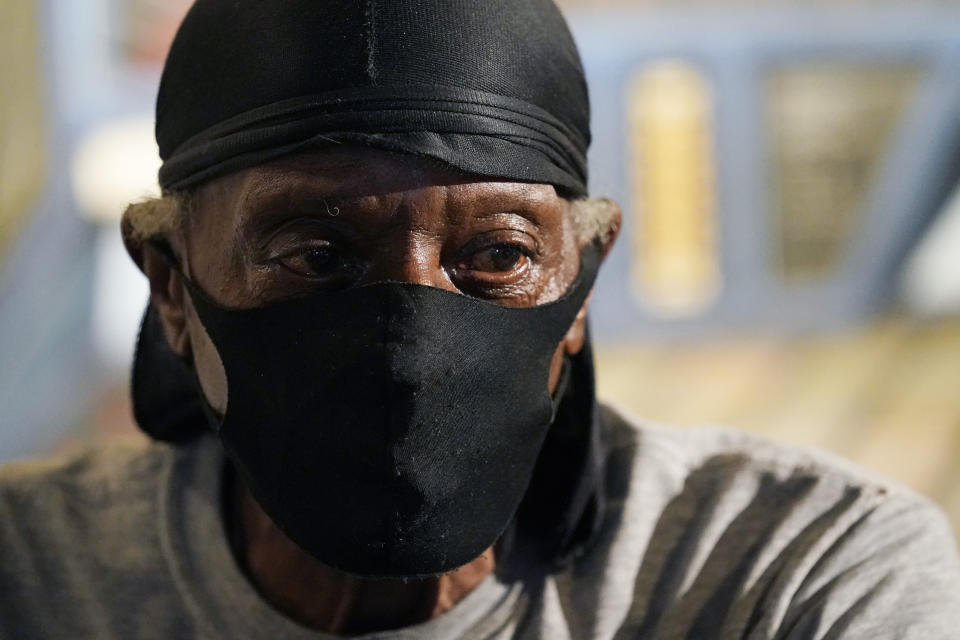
top-left (1, 405), bottom-right (958, 639)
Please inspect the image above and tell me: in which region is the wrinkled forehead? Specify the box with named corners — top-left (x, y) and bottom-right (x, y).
top-left (188, 148), bottom-right (568, 223)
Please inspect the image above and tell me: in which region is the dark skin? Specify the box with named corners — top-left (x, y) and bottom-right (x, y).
top-left (123, 147), bottom-right (620, 634)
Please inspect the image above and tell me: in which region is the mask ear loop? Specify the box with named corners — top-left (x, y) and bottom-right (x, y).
top-left (549, 356), bottom-right (573, 423)
top-left (148, 237), bottom-right (179, 269)
top-left (148, 239), bottom-right (206, 302)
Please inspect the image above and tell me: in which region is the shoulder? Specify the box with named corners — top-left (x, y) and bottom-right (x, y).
top-left (598, 401), bottom-right (957, 556)
top-left (0, 437), bottom-right (180, 584)
top-left (0, 437), bottom-right (213, 637)
top-left (0, 436), bottom-right (175, 515)
top-left (592, 402), bottom-right (960, 637)
top-left (599, 400), bottom-right (938, 509)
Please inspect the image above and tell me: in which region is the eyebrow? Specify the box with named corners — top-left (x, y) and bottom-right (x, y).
top-left (452, 184), bottom-right (558, 226)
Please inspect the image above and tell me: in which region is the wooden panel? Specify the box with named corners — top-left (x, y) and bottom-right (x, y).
top-left (0, 0), bottom-right (48, 265)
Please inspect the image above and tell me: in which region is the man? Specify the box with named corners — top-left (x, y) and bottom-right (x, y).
top-left (1, 1), bottom-right (959, 638)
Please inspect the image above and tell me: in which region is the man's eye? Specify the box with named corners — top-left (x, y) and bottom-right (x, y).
top-left (465, 244), bottom-right (528, 273)
top-left (277, 246), bottom-right (346, 278)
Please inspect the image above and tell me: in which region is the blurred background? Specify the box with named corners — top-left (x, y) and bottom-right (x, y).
top-left (2, 0), bottom-right (959, 538)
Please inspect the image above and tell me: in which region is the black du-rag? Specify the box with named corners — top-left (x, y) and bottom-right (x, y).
top-left (156, 0), bottom-right (590, 196)
top-left (139, 0), bottom-right (606, 570)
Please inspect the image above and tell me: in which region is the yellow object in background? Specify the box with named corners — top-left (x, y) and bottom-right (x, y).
top-left (0, 0), bottom-right (48, 266)
top-left (627, 60), bottom-right (721, 317)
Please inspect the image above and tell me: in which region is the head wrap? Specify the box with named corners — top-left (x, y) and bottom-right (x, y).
top-left (156, 0), bottom-right (590, 196)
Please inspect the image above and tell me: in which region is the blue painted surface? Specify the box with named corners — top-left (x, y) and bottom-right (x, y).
top-left (566, 5), bottom-right (960, 341)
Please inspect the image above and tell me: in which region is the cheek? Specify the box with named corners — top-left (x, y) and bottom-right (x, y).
top-left (186, 300), bottom-right (229, 415)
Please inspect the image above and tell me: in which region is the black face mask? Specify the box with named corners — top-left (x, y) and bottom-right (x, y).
top-left (178, 246), bottom-right (600, 578)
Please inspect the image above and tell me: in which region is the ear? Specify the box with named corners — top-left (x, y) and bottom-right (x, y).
top-left (586, 197), bottom-right (622, 261)
top-left (562, 198), bottom-right (622, 356)
top-left (121, 215), bottom-right (191, 357)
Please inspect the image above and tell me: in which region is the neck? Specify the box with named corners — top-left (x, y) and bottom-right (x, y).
top-left (226, 468), bottom-right (495, 634)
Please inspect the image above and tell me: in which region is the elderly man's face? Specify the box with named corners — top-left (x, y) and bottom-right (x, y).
top-left (142, 147), bottom-right (598, 413)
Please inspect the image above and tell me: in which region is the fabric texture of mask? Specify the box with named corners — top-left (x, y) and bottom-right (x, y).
top-left (168, 247), bottom-right (599, 577)
top-left (155, 0), bottom-right (590, 196)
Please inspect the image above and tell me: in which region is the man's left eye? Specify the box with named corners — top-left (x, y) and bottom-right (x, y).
top-left (465, 244), bottom-right (528, 273)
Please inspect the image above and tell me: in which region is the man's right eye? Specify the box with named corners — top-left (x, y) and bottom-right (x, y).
top-left (276, 245), bottom-right (348, 279)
